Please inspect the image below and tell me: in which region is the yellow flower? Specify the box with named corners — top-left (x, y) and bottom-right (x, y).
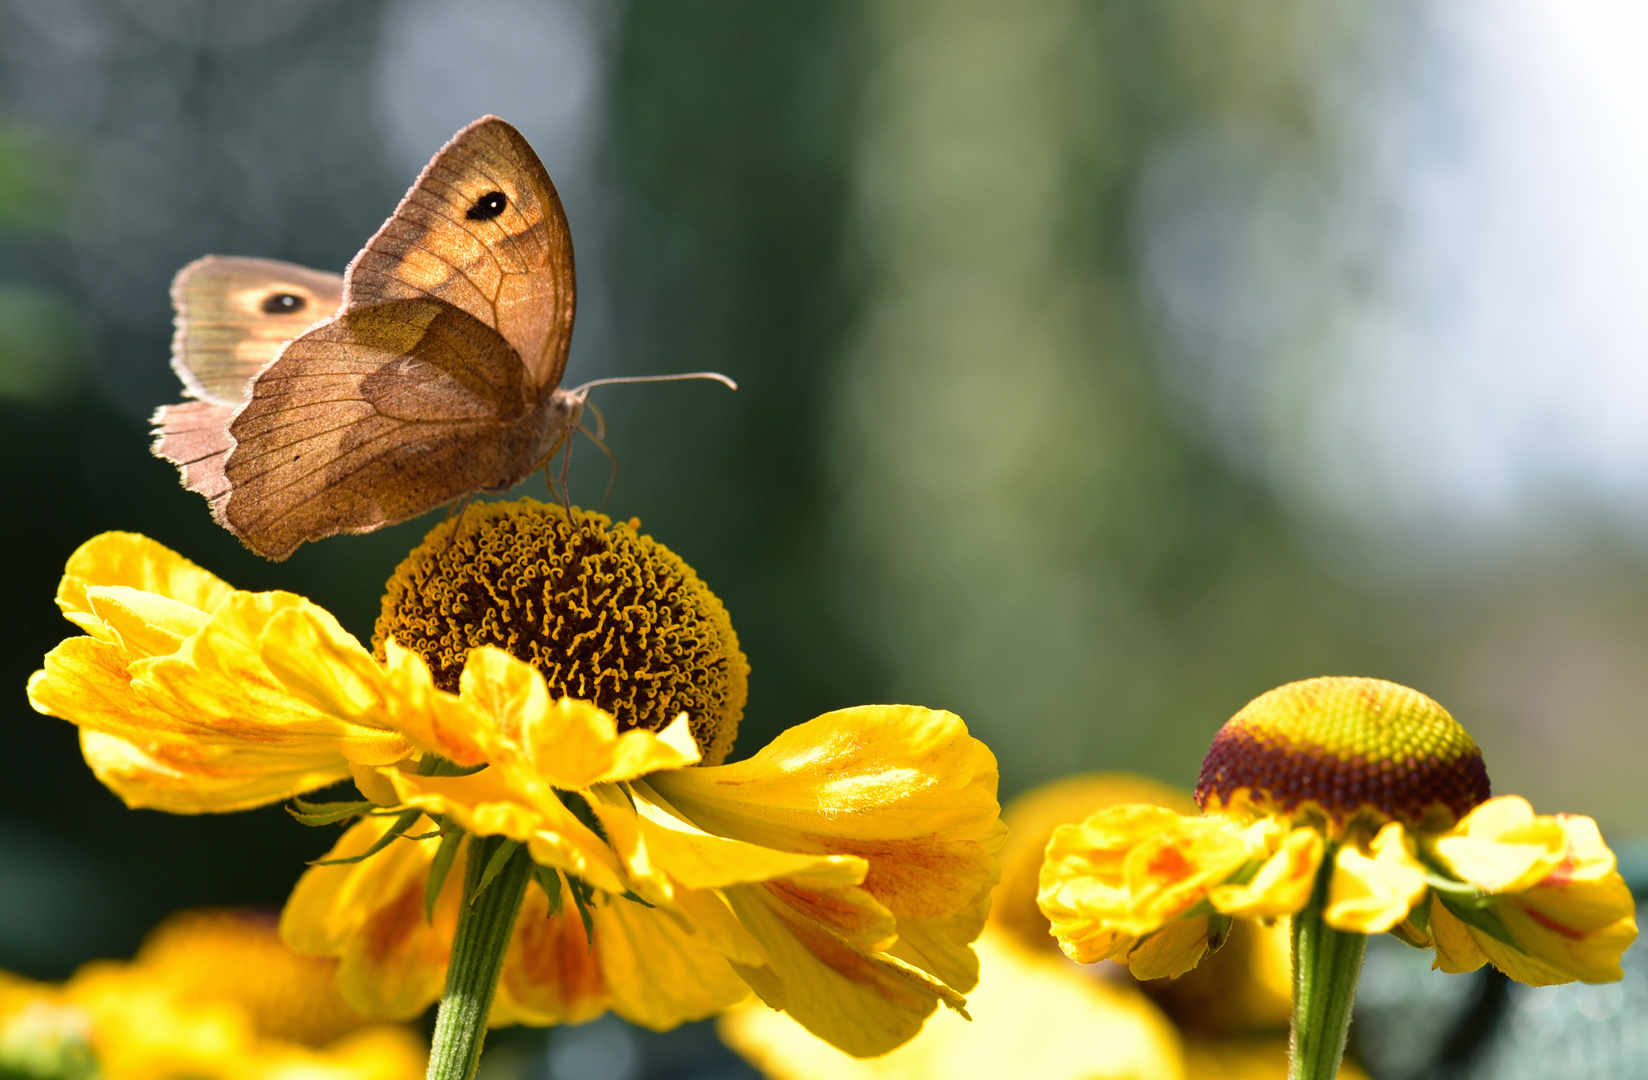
top-left (1038, 677), bottom-right (1638, 988)
top-left (29, 506), bottom-right (1003, 1059)
top-left (0, 908), bottom-right (425, 1080)
top-left (721, 774), bottom-right (1366, 1080)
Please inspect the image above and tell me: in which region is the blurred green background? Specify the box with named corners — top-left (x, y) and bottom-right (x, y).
top-left (3, 0), bottom-right (1647, 1029)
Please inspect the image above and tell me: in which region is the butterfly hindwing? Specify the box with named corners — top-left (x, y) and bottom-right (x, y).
top-left (169, 256), bottom-right (345, 405)
top-left (342, 115), bottom-right (575, 391)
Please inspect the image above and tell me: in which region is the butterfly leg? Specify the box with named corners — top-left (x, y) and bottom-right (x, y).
top-left (440, 491), bottom-right (478, 557)
top-left (577, 423), bottom-right (620, 513)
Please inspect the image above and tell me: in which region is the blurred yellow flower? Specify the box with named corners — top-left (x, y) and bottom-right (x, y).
top-left (721, 774), bottom-right (1362, 1080)
top-left (1038, 678), bottom-right (1638, 987)
top-left (29, 515), bottom-right (1003, 1058)
top-left (0, 908), bottom-right (424, 1080)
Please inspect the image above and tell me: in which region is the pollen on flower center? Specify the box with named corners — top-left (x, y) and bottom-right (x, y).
top-left (374, 500), bottom-right (749, 765)
top-left (1195, 676), bottom-right (1490, 831)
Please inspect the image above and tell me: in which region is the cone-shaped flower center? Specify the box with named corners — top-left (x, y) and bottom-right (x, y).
top-left (374, 501), bottom-right (749, 765)
top-left (1195, 676), bottom-right (1490, 831)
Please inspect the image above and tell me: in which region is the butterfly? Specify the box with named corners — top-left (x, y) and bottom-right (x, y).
top-left (152, 115), bottom-right (729, 561)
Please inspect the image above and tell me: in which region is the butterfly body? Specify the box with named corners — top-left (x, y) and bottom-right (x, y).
top-left (153, 116), bottom-right (580, 560)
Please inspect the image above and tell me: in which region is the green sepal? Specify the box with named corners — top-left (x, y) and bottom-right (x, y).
top-left (534, 865), bottom-right (565, 917)
top-left (566, 873), bottom-right (597, 947)
top-left (287, 797), bottom-right (376, 827)
top-left (417, 754), bottom-right (489, 778)
top-left (556, 789), bottom-right (608, 842)
top-left (471, 838), bottom-right (523, 904)
top-left (1204, 912), bottom-right (1234, 957)
top-left (1386, 891), bottom-right (1434, 949)
top-left (620, 890), bottom-right (655, 909)
top-left (425, 823), bottom-right (465, 922)
top-left (1434, 891), bottom-right (1520, 950)
top-left (311, 807), bottom-right (422, 866)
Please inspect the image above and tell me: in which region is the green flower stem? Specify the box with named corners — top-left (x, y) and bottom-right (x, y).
top-left (427, 834), bottom-right (534, 1080)
top-left (1289, 851), bottom-right (1367, 1080)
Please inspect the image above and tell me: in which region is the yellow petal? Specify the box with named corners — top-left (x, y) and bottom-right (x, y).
top-left (1324, 823), bottom-right (1427, 934)
top-left (595, 895), bottom-right (750, 1030)
top-left (1210, 827), bottom-right (1323, 918)
top-left (85, 585), bottom-right (210, 658)
top-left (886, 885), bottom-right (993, 993)
top-left (56, 532), bottom-right (231, 628)
top-left (1427, 898), bottom-right (1489, 974)
top-left (1431, 796), bottom-right (1566, 894)
top-left (381, 639), bottom-right (491, 766)
top-left (78, 729), bottom-right (353, 814)
top-left (385, 767), bottom-right (628, 895)
top-left (650, 705), bottom-right (1003, 922)
top-left (722, 883), bottom-right (966, 1058)
top-left (719, 925), bottom-right (1187, 1080)
top-left (1125, 916), bottom-right (1212, 980)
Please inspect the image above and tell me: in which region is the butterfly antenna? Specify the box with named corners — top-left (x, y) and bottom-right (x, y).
top-left (578, 422), bottom-right (620, 513)
top-left (557, 432), bottom-right (579, 525)
top-left (568, 371), bottom-right (737, 395)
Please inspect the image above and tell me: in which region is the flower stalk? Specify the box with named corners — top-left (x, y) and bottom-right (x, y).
top-left (427, 835), bottom-right (534, 1080)
top-left (1288, 849), bottom-right (1366, 1080)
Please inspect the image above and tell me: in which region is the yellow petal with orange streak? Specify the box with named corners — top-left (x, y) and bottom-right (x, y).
top-left (492, 883), bottom-right (611, 1027)
top-left (137, 592), bottom-right (407, 766)
top-left (29, 636), bottom-right (354, 812)
top-left (650, 706), bottom-right (1001, 924)
top-left (1324, 823), bottom-right (1427, 934)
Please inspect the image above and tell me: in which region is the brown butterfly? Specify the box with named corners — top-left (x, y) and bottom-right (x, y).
top-left (152, 116), bottom-right (729, 561)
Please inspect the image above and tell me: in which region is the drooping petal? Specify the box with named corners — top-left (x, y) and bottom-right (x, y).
top-left (1124, 916), bottom-right (1213, 981)
top-left (593, 895), bottom-right (750, 1030)
top-left (1324, 823), bottom-right (1427, 934)
top-left (718, 926), bottom-right (1187, 1080)
top-left (721, 884), bottom-right (967, 1059)
top-left (281, 816), bottom-right (458, 1020)
top-left (1426, 900), bottom-right (1489, 974)
top-left (649, 706), bottom-right (1002, 923)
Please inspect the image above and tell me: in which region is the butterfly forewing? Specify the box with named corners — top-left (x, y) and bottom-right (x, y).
top-left (343, 116), bottom-right (575, 391)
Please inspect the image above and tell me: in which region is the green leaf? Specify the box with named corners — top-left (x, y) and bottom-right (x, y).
top-left (1204, 912), bottom-right (1234, 956)
top-left (471, 838), bottom-right (523, 904)
top-left (425, 824), bottom-right (465, 922)
top-left (534, 865), bottom-right (564, 917)
top-left (620, 890), bottom-right (655, 909)
top-left (311, 808), bottom-right (422, 866)
top-left (287, 798), bottom-right (376, 827)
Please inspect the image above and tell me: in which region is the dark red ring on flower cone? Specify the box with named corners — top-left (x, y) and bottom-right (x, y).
top-left (1194, 678), bottom-right (1492, 828)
